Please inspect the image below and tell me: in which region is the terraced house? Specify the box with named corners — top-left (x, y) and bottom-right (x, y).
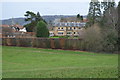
top-left (49, 21), bottom-right (86, 36)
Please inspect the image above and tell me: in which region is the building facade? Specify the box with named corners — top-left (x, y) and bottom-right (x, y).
top-left (49, 21), bottom-right (86, 36)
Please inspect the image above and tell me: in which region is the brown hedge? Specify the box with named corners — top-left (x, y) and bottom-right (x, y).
top-left (2, 38), bottom-right (84, 50)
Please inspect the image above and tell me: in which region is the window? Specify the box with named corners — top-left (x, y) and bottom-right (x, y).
top-left (58, 32), bottom-right (63, 35)
top-left (58, 27), bottom-right (60, 29)
top-left (67, 27), bottom-right (70, 30)
top-left (61, 27), bottom-right (63, 29)
top-left (74, 27), bottom-right (76, 29)
top-left (67, 32), bottom-right (72, 34)
top-left (74, 32), bottom-right (76, 34)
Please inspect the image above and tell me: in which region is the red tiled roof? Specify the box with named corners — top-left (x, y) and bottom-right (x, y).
top-left (11, 24), bottom-right (24, 29)
top-left (0, 25), bottom-right (10, 27)
top-left (83, 19), bottom-right (88, 22)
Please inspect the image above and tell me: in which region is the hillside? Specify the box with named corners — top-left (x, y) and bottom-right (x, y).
top-left (1, 15), bottom-right (87, 26)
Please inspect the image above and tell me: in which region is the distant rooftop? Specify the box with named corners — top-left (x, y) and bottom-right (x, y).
top-left (0, 24), bottom-right (24, 29)
top-left (53, 22), bottom-right (86, 27)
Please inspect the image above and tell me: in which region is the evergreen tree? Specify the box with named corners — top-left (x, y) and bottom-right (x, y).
top-left (80, 16), bottom-right (83, 21)
top-left (36, 12), bottom-right (43, 22)
top-left (99, 0), bottom-right (118, 52)
top-left (101, 0), bottom-right (115, 14)
top-left (77, 14), bottom-right (83, 21)
top-left (24, 11), bottom-right (47, 32)
top-left (24, 21), bottom-right (37, 32)
top-left (100, 0), bottom-right (116, 27)
top-left (24, 11), bottom-right (36, 22)
top-left (36, 21), bottom-right (49, 37)
top-left (87, 0), bottom-right (101, 26)
top-left (77, 14), bottom-right (80, 18)
top-left (24, 11), bottom-right (37, 32)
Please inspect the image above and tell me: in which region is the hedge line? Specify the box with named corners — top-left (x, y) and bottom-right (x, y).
top-left (2, 38), bottom-right (118, 53)
top-left (2, 38), bottom-right (83, 50)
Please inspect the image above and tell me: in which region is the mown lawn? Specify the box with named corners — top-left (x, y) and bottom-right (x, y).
top-left (2, 46), bottom-right (118, 78)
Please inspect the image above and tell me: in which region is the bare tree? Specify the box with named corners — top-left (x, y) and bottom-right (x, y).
top-left (104, 7), bottom-right (118, 30)
top-left (102, 7), bottom-right (118, 52)
top-left (80, 24), bottom-right (104, 52)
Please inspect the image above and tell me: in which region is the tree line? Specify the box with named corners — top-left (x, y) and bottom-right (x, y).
top-left (81, 0), bottom-right (120, 53)
top-left (23, 1), bottom-right (120, 53)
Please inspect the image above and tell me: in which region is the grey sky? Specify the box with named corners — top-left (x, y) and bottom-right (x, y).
top-left (2, 2), bottom-right (89, 20)
top-left (1, 0), bottom-right (119, 20)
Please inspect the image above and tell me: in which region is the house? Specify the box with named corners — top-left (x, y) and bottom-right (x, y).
top-left (0, 25), bottom-right (13, 38)
top-left (48, 26), bottom-right (54, 37)
top-left (11, 24), bottom-right (26, 32)
top-left (0, 24), bottom-right (28, 38)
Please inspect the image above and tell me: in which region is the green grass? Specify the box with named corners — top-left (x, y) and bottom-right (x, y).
top-left (2, 46), bottom-right (118, 78)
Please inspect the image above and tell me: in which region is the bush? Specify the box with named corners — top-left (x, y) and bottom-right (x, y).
top-left (81, 24), bottom-right (104, 52)
top-left (36, 21), bottom-right (49, 37)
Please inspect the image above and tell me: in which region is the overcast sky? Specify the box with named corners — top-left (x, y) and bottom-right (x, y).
top-left (1, 0), bottom-right (119, 20)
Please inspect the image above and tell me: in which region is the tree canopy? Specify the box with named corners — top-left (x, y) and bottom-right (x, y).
top-left (87, 0), bottom-right (101, 26)
top-left (24, 11), bottom-right (46, 32)
top-left (36, 21), bottom-right (49, 37)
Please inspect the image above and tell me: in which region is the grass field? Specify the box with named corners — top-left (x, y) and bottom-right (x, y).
top-left (2, 46), bottom-right (118, 78)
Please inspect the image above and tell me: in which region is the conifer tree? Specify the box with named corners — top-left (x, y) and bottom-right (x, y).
top-left (87, 0), bottom-right (101, 26)
top-left (101, 0), bottom-right (115, 14)
top-left (36, 12), bottom-right (43, 22)
top-left (77, 14), bottom-right (80, 18)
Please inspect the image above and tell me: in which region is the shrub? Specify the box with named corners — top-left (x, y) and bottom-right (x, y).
top-left (80, 24), bottom-right (104, 52)
top-left (36, 21), bottom-right (49, 37)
